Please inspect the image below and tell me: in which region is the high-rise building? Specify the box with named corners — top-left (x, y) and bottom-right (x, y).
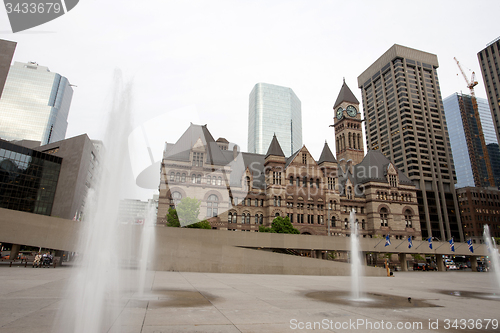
top-left (443, 93), bottom-right (500, 188)
top-left (0, 61), bottom-right (73, 145)
top-left (0, 39), bottom-right (16, 99)
top-left (358, 44), bottom-right (463, 242)
top-left (478, 36), bottom-right (500, 145)
top-left (248, 82), bottom-right (302, 157)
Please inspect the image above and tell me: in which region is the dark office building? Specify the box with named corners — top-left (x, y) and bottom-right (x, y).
top-left (478, 36), bottom-right (500, 145)
top-left (358, 44), bottom-right (463, 242)
top-left (0, 139), bottom-right (61, 215)
top-left (0, 39), bottom-right (16, 99)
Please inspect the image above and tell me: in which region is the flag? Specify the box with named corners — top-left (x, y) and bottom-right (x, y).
top-left (467, 239), bottom-right (474, 253)
top-left (449, 237), bottom-right (455, 252)
top-left (428, 237), bottom-right (433, 250)
top-left (408, 236), bottom-right (413, 249)
top-left (385, 234), bottom-right (391, 247)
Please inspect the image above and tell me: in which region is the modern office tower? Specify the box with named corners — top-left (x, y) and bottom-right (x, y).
top-left (0, 39), bottom-right (16, 99)
top-left (478, 36), bottom-right (500, 145)
top-left (358, 44), bottom-right (463, 242)
top-left (248, 83), bottom-right (302, 157)
top-left (443, 93), bottom-right (500, 188)
top-left (0, 61), bottom-right (73, 145)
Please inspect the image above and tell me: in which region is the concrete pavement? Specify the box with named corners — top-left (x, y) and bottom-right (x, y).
top-left (1, 265), bottom-right (499, 332)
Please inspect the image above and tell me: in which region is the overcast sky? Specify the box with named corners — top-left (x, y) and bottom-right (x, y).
top-left (1, 0), bottom-right (499, 200)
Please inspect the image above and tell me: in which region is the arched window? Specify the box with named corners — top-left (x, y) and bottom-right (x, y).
top-left (296, 177), bottom-right (300, 186)
top-left (380, 207), bottom-right (388, 227)
top-left (192, 174), bottom-right (196, 183)
top-left (274, 196), bottom-right (277, 207)
top-left (259, 214), bottom-right (263, 224)
top-left (331, 216), bottom-right (336, 227)
top-left (212, 177), bottom-right (216, 185)
top-left (310, 178), bottom-right (313, 187)
top-left (289, 176), bottom-right (294, 185)
top-left (277, 196), bottom-right (281, 207)
top-left (197, 174), bottom-right (201, 184)
top-left (232, 214), bottom-right (237, 223)
top-left (170, 172), bottom-right (175, 181)
top-left (217, 177), bottom-right (222, 186)
top-left (405, 209), bottom-right (412, 228)
top-left (247, 198), bottom-right (251, 206)
top-left (206, 176), bottom-right (211, 185)
top-left (207, 194), bottom-right (219, 217)
top-left (181, 173), bottom-right (186, 182)
top-left (255, 199), bottom-right (259, 206)
top-left (344, 218), bottom-right (349, 229)
top-left (316, 179), bottom-right (320, 188)
top-left (171, 191), bottom-right (182, 206)
top-left (357, 134), bottom-right (361, 150)
top-left (228, 212), bottom-right (232, 223)
top-left (348, 132), bottom-right (352, 148)
top-left (246, 213), bottom-right (250, 224)
top-left (255, 214), bottom-right (259, 224)
top-left (362, 219), bottom-right (365, 230)
top-left (175, 172), bottom-right (180, 182)
top-left (347, 186), bottom-right (352, 199)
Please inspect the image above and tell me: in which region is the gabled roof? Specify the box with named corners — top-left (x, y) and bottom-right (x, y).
top-left (318, 142), bottom-right (337, 164)
top-left (333, 81), bottom-right (360, 109)
top-left (164, 123), bottom-right (229, 166)
top-left (285, 148), bottom-right (301, 168)
top-left (265, 134), bottom-right (285, 158)
top-left (354, 150), bottom-right (412, 185)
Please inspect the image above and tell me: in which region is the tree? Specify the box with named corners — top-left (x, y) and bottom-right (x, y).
top-left (166, 207), bottom-right (180, 227)
top-left (176, 197), bottom-right (201, 227)
top-left (259, 216), bottom-right (299, 234)
top-left (186, 220), bottom-right (211, 229)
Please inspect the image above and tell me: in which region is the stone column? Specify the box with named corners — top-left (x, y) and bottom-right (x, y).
top-left (9, 244), bottom-right (20, 261)
top-left (362, 252), bottom-right (368, 265)
top-left (436, 255), bottom-right (445, 271)
top-left (398, 253), bottom-right (408, 271)
top-left (316, 250), bottom-right (322, 259)
top-left (470, 255), bottom-right (478, 272)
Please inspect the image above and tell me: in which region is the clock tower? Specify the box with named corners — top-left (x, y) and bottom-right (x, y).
top-left (333, 80), bottom-right (364, 166)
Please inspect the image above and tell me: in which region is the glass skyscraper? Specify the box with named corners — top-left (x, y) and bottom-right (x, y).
top-left (443, 92), bottom-right (500, 188)
top-left (0, 61), bottom-right (73, 145)
top-left (248, 83), bottom-right (302, 157)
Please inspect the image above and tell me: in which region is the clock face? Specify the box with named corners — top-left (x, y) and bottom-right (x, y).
top-left (336, 107), bottom-right (343, 120)
top-left (346, 105), bottom-right (357, 117)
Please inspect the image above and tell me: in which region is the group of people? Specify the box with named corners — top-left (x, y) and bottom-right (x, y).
top-left (32, 252), bottom-right (53, 268)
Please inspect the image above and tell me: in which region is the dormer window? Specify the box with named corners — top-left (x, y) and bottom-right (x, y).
top-left (389, 174), bottom-right (397, 187)
top-left (192, 152), bottom-right (203, 167)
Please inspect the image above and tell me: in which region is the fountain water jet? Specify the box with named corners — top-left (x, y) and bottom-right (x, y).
top-left (483, 225), bottom-right (500, 292)
top-left (349, 209), bottom-right (366, 300)
top-left (137, 202), bottom-right (156, 297)
top-left (54, 72), bottom-right (137, 333)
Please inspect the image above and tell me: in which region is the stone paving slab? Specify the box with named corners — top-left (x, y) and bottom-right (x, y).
top-left (1, 265), bottom-right (499, 332)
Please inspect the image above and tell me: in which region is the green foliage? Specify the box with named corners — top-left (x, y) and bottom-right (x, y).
top-left (411, 253), bottom-right (425, 261)
top-left (166, 208), bottom-right (180, 227)
top-left (259, 216), bottom-right (300, 234)
top-left (176, 197), bottom-right (201, 227)
top-left (186, 220), bottom-right (211, 229)
top-left (494, 237), bottom-right (500, 245)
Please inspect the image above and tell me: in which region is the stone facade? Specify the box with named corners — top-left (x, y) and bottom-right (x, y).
top-left (158, 84), bottom-right (421, 241)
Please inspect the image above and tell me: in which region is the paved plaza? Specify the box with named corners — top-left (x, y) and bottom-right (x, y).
top-left (0, 265), bottom-right (499, 332)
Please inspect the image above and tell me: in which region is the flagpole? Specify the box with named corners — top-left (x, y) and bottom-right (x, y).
top-left (374, 239), bottom-right (384, 248)
top-left (454, 243), bottom-right (464, 251)
top-left (414, 240), bottom-right (425, 250)
top-left (395, 240), bottom-right (406, 249)
top-left (434, 242), bottom-right (446, 251)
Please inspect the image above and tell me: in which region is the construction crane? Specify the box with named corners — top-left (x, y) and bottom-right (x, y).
top-left (454, 57), bottom-right (495, 187)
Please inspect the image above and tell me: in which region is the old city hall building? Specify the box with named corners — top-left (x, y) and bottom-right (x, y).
top-left (157, 82), bottom-right (421, 240)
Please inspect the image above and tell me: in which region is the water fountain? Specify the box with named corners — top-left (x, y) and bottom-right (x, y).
top-left (483, 225), bottom-right (500, 291)
top-left (349, 209), bottom-right (365, 300)
top-left (137, 202), bottom-right (157, 297)
top-left (54, 72), bottom-right (138, 333)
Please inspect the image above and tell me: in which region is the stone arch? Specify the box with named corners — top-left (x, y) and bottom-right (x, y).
top-left (203, 190), bottom-right (223, 202)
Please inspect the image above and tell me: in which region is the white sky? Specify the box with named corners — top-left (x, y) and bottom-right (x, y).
top-left (1, 0), bottom-right (499, 200)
